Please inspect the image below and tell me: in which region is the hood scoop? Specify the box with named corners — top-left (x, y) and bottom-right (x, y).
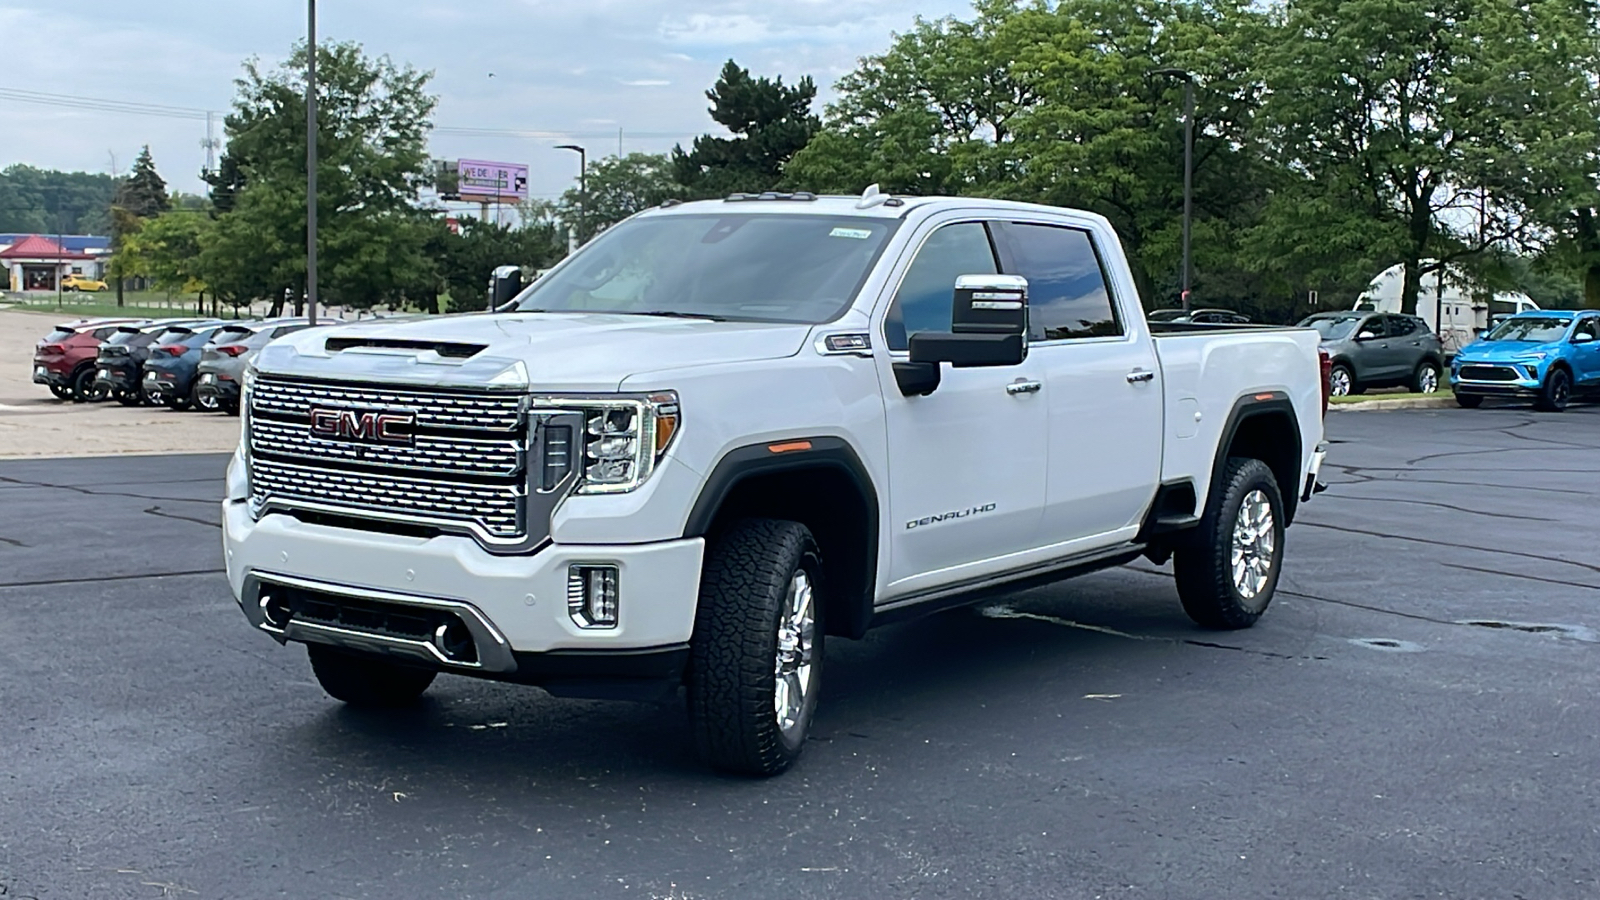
top-left (324, 337), bottom-right (488, 359)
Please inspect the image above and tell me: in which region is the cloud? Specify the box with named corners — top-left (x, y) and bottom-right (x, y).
top-left (619, 79), bottom-right (672, 87)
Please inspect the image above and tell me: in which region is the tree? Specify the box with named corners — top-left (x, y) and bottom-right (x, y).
top-left (205, 40), bottom-right (439, 312)
top-left (121, 212), bottom-right (223, 313)
top-left (670, 61), bottom-right (820, 197)
top-left (116, 146), bottom-right (171, 219)
top-left (560, 152), bottom-right (679, 240)
top-left (786, 0), bottom-right (1283, 310)
top-left (430, 215), bottom-right (563, 312)
top-left (1252, 0), bottom-right (1598, 314)
top-left (0, 165), bottom-right (117, 234)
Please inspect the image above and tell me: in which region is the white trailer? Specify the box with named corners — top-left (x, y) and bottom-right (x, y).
top-left (1353, 262), bottom-right (1539, 354)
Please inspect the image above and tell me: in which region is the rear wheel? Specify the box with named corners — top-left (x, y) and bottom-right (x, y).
top-left (1328, 364), bottom-right (1354, 397)
top-left (167, 389), bottom-right (192, 411)
top-left (1412, 361), bottom-right (1440, 394)
top-left (115, 389), bottom-right (142, 407)
top-left (688, 518), bottom-right (825, 777)
top-left (1534, 367), bottom-right (1571, 412)
top-left (1173, 458), bottom-right (1285, 630)
top-left (70, 367), bottom-right (101, 402)
top-left (1454, 392), bottom-right (1483, 409)
top-left (192, 381), bottom-right (219, 412)
top-left (307, 644), bottom-right (436, 707)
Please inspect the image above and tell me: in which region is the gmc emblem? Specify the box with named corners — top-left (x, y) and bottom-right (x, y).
top-left (308, 406), bottom-right (415, 445)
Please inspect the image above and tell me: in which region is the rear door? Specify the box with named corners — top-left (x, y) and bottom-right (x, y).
top-left (992, 219), bottom-right (1163, 547)
top-left (1385, 315), bottom-right (1430, 379)
top-left (877, 218), bottom-right (1050, 592)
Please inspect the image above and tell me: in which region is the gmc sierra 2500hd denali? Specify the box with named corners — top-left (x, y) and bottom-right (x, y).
top-left (224, 189), bottom-right (1328, 776)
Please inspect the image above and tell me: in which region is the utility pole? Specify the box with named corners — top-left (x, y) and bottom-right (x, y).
top-left (556, 144), bottom-right (587, 245)
top-left (305, 0), bottom-right (319, 325)
top-left (1152, 68), bottom-right (1195, 312)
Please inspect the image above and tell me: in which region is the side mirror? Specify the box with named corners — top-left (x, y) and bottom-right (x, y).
top-left (898, 275), bottom-right (1029, 396)
top-left (1574, 332), bottom-right (1596, 344)
top-left (489, 264), bottom-right (523, 308)
top-left (1356, 331), bottom-right (1378, 341)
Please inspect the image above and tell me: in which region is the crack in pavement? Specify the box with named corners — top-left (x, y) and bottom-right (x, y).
top-left (977, 604), bottom-right (1326, 660)
top-left (0, 473), bottom-right (218, 504)
top-left (143, 505), bottom-right (222, 529)
top-left (1125, 564), bottom-right (1462, 627)
top-left (0, 568), bottom-right (226, 589)
top-left (1312, 492), bottom-right (1555, 522)
top-left (1295, 520), bottom-right (1600, 577)
top-left (1440, 562), bottom-right (1600, 593)
top-left (0, 535), bottom-right (25, 547)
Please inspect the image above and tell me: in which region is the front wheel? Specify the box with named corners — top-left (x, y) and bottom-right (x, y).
top-left (1534, 368), bottom-right (1571, 412)
top-left (1173, 457), bottom-right (1285, 630)
top-left (307, 644), bottom-right (436, 707)
top-left (688, 519), bottom-right (825, 777)
top-left (1412, 361), bottom-right (1440, 394)
top-left (1455, 392), bottom-right (1484, 409)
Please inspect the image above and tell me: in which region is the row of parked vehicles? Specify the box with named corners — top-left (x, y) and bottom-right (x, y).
top-left (31, 316), bottom-right (323, 414)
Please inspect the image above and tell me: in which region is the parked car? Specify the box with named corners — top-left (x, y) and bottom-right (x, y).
top-left (140, 322), bottom-right (233, 410)
top-left (32, 317), bottom-right (150, 401)
top-left (226, 191), bottom-right (1329, 776)
top-left (1148, 307), bottom-right (1252, 325)
top-left (1451, 310), bottom-right (1600, 411)
top-left (94, 319), bottom-right (223, 406)
top-left (61, 274), bottom-right (110, 292)
top-left (196, 318), bottom-right (322, 414)
top-left (1297, 311), bottom-right (1444, 396)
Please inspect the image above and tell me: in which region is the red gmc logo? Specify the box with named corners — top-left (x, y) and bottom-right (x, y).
top-left (308, 406), bottom-right (415, 445)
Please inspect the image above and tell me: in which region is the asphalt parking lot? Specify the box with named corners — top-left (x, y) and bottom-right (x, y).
top-left (3, 405), bottom-right (1597, 899)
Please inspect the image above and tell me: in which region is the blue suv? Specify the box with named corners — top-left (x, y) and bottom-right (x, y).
top-left (1451, 310), bottom-right (1600, 411)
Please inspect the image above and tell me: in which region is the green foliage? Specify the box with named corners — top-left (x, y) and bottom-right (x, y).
top-left (116, 146), bottom-right (171, 220)
top-left (0, 165), bottom-right (117, 234)
top-left (121, 212), bottom-right (212, 297)
top-left (430, 215), bottom-right (564, 313)
top-left (204, 40), bottom-right (440, 310)
top-left (671, 60), bottom-right (820, 198)
top-left (561, 153), bottom-right (680, 239)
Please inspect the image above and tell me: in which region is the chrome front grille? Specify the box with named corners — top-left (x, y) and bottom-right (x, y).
top-left (248, 375), bottom-right (531, 545)
top-left (251, 377), bottom-right (523, 431)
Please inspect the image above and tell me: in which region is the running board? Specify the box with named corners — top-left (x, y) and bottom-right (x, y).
top-left (869, 544), bottom-right (1145, 629)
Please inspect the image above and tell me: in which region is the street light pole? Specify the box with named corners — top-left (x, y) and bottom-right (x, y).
top-left (306, 0), bottom-right (318, 325)
top-left (555, 144), bottom-right (587, 246)
top-left (1153, 68), bottom-right (1195, 312)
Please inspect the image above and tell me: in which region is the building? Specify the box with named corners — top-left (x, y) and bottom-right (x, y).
top-left (0, 234), bottom-right (113, 292)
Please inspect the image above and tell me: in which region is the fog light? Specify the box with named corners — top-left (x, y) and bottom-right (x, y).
top-left (568, 565), bottom-right (620, 629)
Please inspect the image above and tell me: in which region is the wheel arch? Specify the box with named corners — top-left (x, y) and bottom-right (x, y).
top-left (684, 437), bottom-right (880, 640)
top-left (1209, 393), bottom-right (1302, 526)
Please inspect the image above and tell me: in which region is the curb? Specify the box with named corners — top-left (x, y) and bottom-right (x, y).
top-left (1330, 396), bottom-right (1457, 411)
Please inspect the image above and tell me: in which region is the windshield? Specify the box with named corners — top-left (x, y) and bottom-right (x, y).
top-left (513, 213), bottom-right (898, 323)
top-left (1485, 316), bottom-right (1571, 343)
top-left (1299, 315), bottom-right (1361, 341)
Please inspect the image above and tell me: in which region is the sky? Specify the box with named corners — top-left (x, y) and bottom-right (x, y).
top-left (0, 0), bottom-right (971, 208)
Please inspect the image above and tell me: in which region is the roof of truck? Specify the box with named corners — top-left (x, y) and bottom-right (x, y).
top-left (638, 189), bottom-right (1105, 223)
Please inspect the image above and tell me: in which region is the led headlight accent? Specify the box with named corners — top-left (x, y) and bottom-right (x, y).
top-left (539, 391), bottom-right (679, 495)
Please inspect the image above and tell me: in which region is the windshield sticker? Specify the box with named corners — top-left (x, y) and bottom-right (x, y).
top-left (829, 227), bottom-right (873, 240)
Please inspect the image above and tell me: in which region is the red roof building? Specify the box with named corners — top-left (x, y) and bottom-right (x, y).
top-left (1, 234), bottom-right (102, 292)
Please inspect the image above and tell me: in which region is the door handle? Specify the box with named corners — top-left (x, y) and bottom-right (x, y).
top-left (1126, 369), bottom-right (1156, 384)
top-left (1006, 379), bottom-right (1042, 395)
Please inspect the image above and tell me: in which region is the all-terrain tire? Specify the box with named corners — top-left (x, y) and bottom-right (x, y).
top-left (1534, 367), bottom-right (1571, 412)
top-left (687, 518), bottom-right (825, 777)
top-left (307, 644), bottom-right (436, 707)
top-left (1455, 392), bottom-right (1483, 409)
top-left (1173, 457), bottom-right (1286, 630)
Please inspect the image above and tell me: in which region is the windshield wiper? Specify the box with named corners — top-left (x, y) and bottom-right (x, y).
top-left (633, 310), bottom-right (728, 322)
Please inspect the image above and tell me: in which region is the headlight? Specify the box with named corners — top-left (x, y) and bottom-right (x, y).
top-left (534, 392), bottom-right (679, 494)
top-left (1513, 351), bottom-right (1547, 361)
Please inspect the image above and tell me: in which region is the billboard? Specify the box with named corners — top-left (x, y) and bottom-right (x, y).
top-left (456, 159), bottom-right (529, 203)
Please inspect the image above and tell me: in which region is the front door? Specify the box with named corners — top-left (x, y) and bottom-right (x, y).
top-left (992, 220), bottom-right (1163, 546)
top-left (877, 219), bottom-right (1049, 594)
top-left (1571, 317), bottom-right (1600, 385)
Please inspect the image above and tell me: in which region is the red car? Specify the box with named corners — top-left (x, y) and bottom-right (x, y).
top-left (32, 318), bottom-right (150, 402)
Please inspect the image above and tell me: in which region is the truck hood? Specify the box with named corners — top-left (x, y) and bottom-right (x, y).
top-left (252, 312), bottom-right (813, 391)
top-left (1456, 339), bottom-right (1558, 363)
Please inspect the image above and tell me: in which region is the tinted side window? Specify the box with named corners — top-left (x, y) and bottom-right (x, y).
top-left (1388, 317), bottom-right (1418, 337)
top-left (884, 222), bottom-right (999, 351)
top-left (1575, 318), bottom-right (1600, 340)
top-left (1358, 317), bottom-right (1384, 338)
top-left (998, 223), bottom-right (1122, 341)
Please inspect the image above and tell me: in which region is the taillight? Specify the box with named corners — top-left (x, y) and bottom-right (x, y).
top-left (218, 345), bottom-right (249, 357)
top-left (1318, 348), bottom-right (1332, 418)
top-left (41, 343), bottom-right (66, 355)
top-left (158, 345), bottom-right (187, 357)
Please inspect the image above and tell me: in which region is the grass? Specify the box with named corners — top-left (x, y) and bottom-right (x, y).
top-left (1329, 389), bottom-right (1451, 404)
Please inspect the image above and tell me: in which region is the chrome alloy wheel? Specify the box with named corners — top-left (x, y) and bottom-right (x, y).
top-left (1329, 367), bottom-right (1352, 397)
top-left (773, 569), bottom-right (816, 735)
top-left (1231, 489), bottom-right (1276, 601)
top-left (1418, 365), bottom-right (1439, 394)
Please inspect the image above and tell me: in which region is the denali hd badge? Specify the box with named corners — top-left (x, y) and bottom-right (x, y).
top-left (309, 406), bottom-right (415, 445)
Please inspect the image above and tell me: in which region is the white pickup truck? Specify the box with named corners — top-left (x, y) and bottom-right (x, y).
top-left (224, 189), bottom-right (1328, 776)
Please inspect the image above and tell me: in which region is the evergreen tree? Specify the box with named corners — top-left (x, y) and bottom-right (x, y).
top-left (116, 146), bottom-right (171, 218)
top-left (670, 61), bottom-right (820, 198)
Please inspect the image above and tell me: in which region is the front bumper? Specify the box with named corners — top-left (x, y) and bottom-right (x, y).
top-left (1452, 363), bottom-right (1542, 396)
top-left (222, 499), bottom-right (705, 694)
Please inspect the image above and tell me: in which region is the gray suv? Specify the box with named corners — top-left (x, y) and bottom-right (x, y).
top-left (195, 319), bottom-right (320, 414)
top-left (1299, 312), bottom-right (1445, 396)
